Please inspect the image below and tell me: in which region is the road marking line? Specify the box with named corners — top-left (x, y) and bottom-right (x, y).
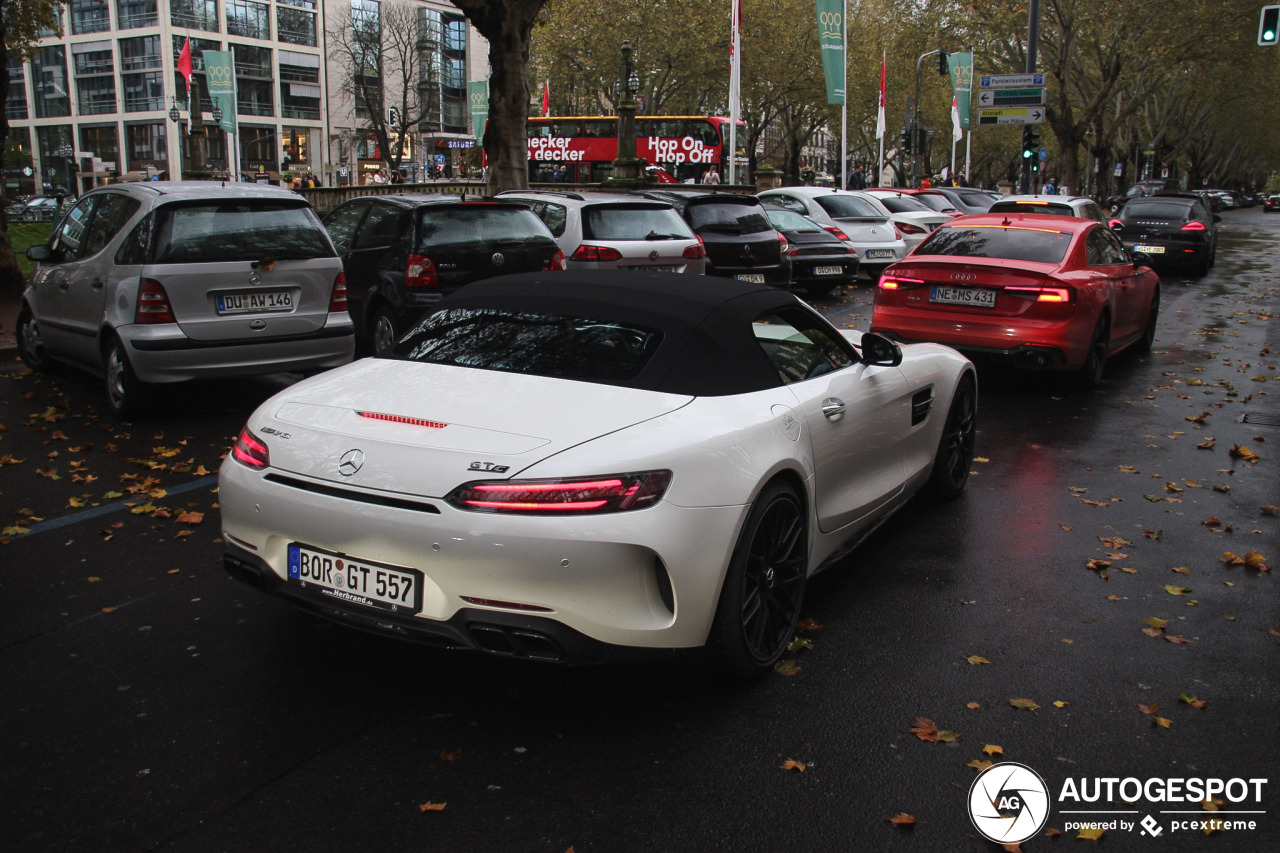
top-left (18, 475), bottom-right (219, 537)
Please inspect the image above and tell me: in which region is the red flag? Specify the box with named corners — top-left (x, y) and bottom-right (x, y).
top-left (541, 80), bottom-right (550, 117)
top-left (876, 52), bottom-right (886, 140)
top-left (177, 38), bottom-right (193, 98)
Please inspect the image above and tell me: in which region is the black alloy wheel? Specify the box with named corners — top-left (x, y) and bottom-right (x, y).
top-left (1135, 287), bottom-right (1160, 354)
top-left (711, 481), bottom-right (808, 677)
top-left (1076, 314), bottom-right (1110, 388)
top-left (924, 375), bottom-right (977, 501)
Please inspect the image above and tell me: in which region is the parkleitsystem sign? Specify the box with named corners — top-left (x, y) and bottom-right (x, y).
top-left (977, 72), bottom-right (1045, 125)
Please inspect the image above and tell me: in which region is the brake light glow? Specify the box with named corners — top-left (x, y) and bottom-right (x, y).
top-left (892, 224), bottom-right (903, 240)
top-left (1180, 221), bottom-right (1207, 231)
top-left (1108, 219), bottom-right (1124, 228)
top-left (135, 278), bottom-right (175, 324)
top-left (824, 226), bottom-right (851, 241)
top-left (357, 411), bottom-right (447, 429)
top-left (231, 425), bottom-right (270, 469)
top-left (405, 253), bottom-right (438, 288)
top-left (329, 270), bottom-right (348, 313)
top-left (897, 221), bottom-right (927, 234)
top-left (878, 276), bottom-right (925, 290)
top-left (682, 236), bottom-right (706, 259)
top-left (545, 249), bottom-right (568, 270)
top-left (570, 244), bottom-right (623, 262)
top-left (447, 471), bottom-right (672, 514)
top-left (1006, 285), bottom-right (1074, 303)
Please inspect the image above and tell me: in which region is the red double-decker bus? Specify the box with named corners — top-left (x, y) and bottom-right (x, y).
top-left (523, 115), bottom-right (745, 184)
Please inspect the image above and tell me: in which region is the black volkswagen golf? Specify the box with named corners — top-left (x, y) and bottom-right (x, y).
top-left (323, 195), bottom-right (566, 354)
top-left (1108, 193), bottom-right (1220, 276)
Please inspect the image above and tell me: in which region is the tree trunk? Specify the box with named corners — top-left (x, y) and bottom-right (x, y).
top-left (453, 1), bottom-right (546, 195)
top-left (1, 22), bottom-right (27, 301)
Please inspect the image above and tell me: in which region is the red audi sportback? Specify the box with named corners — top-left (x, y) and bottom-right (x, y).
top-left (870, 212), bottom-right (1160, 386)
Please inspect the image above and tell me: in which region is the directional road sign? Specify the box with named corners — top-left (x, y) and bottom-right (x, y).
top-left (977, 87), bottom-right (1045, 108)
top-left (979, 73), bottom-right (1045, 88)
top-left (976, 106), bottom-right (1046, 125)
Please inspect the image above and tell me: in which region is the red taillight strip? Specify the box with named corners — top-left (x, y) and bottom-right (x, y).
top-left (447, 471), bottom-right (671, 514)
top-left (135, 278), bottom-right (175, 324)
top-left (963, 224), bottom-right (1068, 235)
top-left (879, 276), bottom-right (925, 290)
top-left (1180, 221), bottom-right (1207, 231)
top-left (1006, 285), bottom-right (1073, 303)
top-left (329, 270), bottom-right (348, 313)
top-left (357, 411), bottom-right (447, 429)
top-left (466, 499), bottom-right (610, 511)
top-left (231, 426), bottom-right (270, 469)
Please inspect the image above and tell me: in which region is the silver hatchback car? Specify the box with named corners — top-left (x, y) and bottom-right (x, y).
top-left (18, 181), bottom-right (353, 417)
top-left (497, 190), bottom-right (706, 274)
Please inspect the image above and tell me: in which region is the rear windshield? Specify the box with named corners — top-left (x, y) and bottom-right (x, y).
top-left (582, 204), bottom-right (693, 240)
top-left (1122, 201), bottom-right (1191, 220)
top-left (874, 194), bottom-right (934, 213)
top-left (766, 209), bottom-right (823, 231)
top-left (153, 201), bottom-right (332, 263)
top-left (915, 194), bottom-right (956, 212)
top-left (914, 224), bottom-right (1071, 264)
top-left (686, 201), bottom-right (772, 234)
top-left (417, 205), bottom-right (551, 247)
top-left (989, 201), bottom-right (1077, 217)
top-left (813, 194), bottom-right (884, 219)
top-left (393, 307), bottom-right (661, 382)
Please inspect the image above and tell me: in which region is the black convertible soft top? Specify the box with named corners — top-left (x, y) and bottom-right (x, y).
top-left (428, 271), bottom-right (815, 397)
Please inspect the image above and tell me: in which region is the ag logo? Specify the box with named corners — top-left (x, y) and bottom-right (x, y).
top-left (967, 762), bottom-right (1050, 844)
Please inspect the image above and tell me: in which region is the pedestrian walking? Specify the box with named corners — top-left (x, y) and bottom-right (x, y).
top-left (846, 165), bottom-right (868, 190)
top-left (702, 166), bottom-right (720, 185)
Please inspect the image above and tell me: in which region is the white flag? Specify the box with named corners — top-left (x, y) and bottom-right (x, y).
top-left (728, 0), bottom-right (742, 182)
top-left (875, 52), bottom-right (886, 140)
top-left (951, 97), bottom-right (963, 143)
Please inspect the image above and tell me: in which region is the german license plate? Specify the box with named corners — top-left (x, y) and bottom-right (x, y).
top-left (931, 286), bottom-right (996, 308)
top-left (865, 249), bottom-right (895, 259)
top-left (217, 290), bottom-right (293, 314)
top-left (1133, 244), bottom-right (1166, 254)
top-left (736, 273), bottom-right (766, 283)
top-left (813, 265), bottom-right (844, 275)
top-left (632, 265), bottom-right (678, 273)
top-left (287, 543), bottom-right (422, 614)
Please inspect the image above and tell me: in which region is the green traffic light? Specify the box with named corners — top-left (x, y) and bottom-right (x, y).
top-left (1266, 29), bottom-right (1277, 42)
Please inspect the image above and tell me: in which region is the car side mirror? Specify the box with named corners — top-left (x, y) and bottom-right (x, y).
top-left (860, 331), bottom-right (903, 367)
top-left (26, 245), bottom-right (52, 262)
top-left (1132, 251), bottom-right (1153, 267)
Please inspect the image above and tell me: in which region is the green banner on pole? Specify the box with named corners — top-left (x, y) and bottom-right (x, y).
top-left (815, 0), bottom-right (845, 105)
top-left (947, 51), bottom-right (974, 130)
top-left (203, 50), bottom-right (237, 135)
top-left (468, 81), bottom-right (489, 145)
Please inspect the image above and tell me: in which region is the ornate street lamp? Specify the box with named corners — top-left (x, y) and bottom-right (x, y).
top-left (169, 98), bottom-right (181, 124)
top-left (57, 136), bottom-right (74, 201)
top-left (169, 97), bottom-right (184, 180)
top-left (610, 40), bottom-right (641, 183)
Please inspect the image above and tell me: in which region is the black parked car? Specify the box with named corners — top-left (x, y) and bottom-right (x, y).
top-left (1264, 194), bottom-right (1280, 213)
top-left (1108, 192), bottom-right (1219, 275)
top-left (761, 204), bottom-right (858, 295)
top-left (642, 191), bottom-right (791, 287)
top-left (323, 195), bottom-right (566, 354)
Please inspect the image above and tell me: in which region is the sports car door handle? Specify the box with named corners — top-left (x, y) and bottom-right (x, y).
top-left (822, 397), bottom-right (846, 420)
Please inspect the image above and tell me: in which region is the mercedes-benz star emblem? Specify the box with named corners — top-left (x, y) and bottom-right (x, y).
top-left (649, 249), bottom-right (659, 261)
top-left (491, 252), bottom-right (505, 266)
top-left (337, 449), bottom-right (365, 476)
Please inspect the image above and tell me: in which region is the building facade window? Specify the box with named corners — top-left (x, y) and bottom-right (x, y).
top-left (227, 0), bottom-right (271, 40)
top-left (6, 58), bottom-right (29, 121)
top-left (80, 123), bottom-right (122, 176)
top-left (417, 8), bottom-right (468, 136)
top-left (116, 0), bottom-right (159, 30)
top-left (280, 51), bottom-right (320, 120)
top-left (33, 46), bottom-right (71, 119)
top-left (277, 7), bottom-right (317, 47)
top-left (71, 0), bottom-right (112, 35)
top-left (171, 0), bottom-right (220, 32)
top-left (37, 125), bottom-right (75, 193)
top-left (351, 0), bottom-right (381, 120)
top-left (73, 43), bottom-right (117, 116)
top-left (125, 122), bottom-right (169, 174)
top-left (235, 46), bottom-right (274, 117)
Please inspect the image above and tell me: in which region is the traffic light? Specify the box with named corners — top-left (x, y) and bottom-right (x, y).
top-left (900, 128), bottom-right (912, 154)
top-left (937, 50), bottom-right (949, 76)
top-left (387, 107), bottom-right (400, 129)
top-left (1260, 5), bottom-right (1280, 45)
top-left (1022, 126), bottom-right (1040, 168)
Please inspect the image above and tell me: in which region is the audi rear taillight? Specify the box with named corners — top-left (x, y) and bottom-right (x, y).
top-left (545, 249), bottom-right (568, 270)
top-left (135, 278), bottom-right (175, 324)
top-left (447, 470), bottom-right (672, 514)
top-left (405, 253), bottom-right (438, 288)
top-left (824, 226), bottom-right (851, 241)
top-left (231, 425), bottom-right (270, 469)
top-left (329, 270), bottom-right (349, 313)
top-left (1006, 285), bottom-right (1074, 303)
top-left (682, 236), bottom-right (706, 259)
top-left (878, 276), bottom-right (924, 290)
top-left (1180, 221), bottom-right (1207, 231)
top-left (897, 222), bottom-right (927, 235)
top-left (570, 245), bottom-right (623, 262)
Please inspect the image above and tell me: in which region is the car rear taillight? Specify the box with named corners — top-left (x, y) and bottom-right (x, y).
top-left (892, 224), bottom-right (904, 240)
top-left (777, 231), bottom-right (789, 251)
top-left (135, 278), bottom-right (175, 324)
top-left (1006, 285), bottom-right (1074, 303)
top-left (545, 249), bottom-right (568, 270)
top-left (231, 425), bottom-right (270, 469)
top-left (570, 245), bottom-right (624, 262)
top-left (405, 253), bottom-right (438, 288)
top-left (824, 226), bottom-right (851, 241)
top-left (1180, 221), bottom-right (1207, 231)
top-left (682, 236), bottom-right (706, 259)
top-left (1108, 218), bottom-right (1124, 229)
top-left (447, 470), bottom-right (672, 514)
top-left (329, 270), bottom-right (349, 313)
top-left (878, 276), bottom-right (925, 290)
top-left (897, 222), bottom-right (927, 235)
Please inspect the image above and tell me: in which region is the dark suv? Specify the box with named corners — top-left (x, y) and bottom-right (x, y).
top-left (642, 191), bottom-right (790, 287)
top-left (1108, 192), bottom-right (1219, 275)
top-left (323, 195), bottom-right (566, 354)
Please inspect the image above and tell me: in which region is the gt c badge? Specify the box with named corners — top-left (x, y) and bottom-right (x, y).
top-left (338, 449), bottom-right (365, 476)
top-left (469, 461), bottom-right (510, 473)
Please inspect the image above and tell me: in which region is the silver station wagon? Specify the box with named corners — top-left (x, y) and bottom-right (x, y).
top-left (17, 181), bottom-right (354, 416)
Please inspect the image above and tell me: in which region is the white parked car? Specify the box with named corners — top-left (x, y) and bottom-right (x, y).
top-left (220, 271), bottom-right (977, 676)
top-left (855, 189), bottom-right (951, 253)
top-left (987, 194), bottom-right (1108, 223)
top-left (757, 187), bottom-right (907, 280)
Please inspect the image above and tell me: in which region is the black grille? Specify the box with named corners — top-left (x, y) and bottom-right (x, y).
top-left (264, 473), bottom-right (442, 514)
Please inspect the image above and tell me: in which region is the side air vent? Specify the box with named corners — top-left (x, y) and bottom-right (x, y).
top-left (911, 387), bottom-right (934, 426)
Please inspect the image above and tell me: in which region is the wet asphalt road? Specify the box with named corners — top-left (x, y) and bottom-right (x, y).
top-left (0, 208), bottom-right (1276, 853)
